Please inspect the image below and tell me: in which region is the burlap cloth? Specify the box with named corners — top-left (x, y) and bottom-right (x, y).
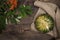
top-left (31, 1), bottom-right (60, 38)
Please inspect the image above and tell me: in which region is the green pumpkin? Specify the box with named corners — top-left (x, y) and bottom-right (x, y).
top-left (34, 14), bottom-right (54, 33)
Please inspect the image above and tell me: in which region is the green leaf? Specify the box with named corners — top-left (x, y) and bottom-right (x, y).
top-left (20, 10), bottom-right (27, 18)
top-left (6, 10), bottom-right (16, 17)
top-left (0, 15), bottom-right (6, 31)
top-left (18, 5), bottom-right (32, 18)
top-left (26, 10), bottom-right (32, 15)
top-left (9, 17), bottom-right (17, 24)
top-left (25, 6), bottom-right (32, 10)
top-left (25, 5), bottom-right (32, 15)
top-left (18, 5), bottom-right (27, 18)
